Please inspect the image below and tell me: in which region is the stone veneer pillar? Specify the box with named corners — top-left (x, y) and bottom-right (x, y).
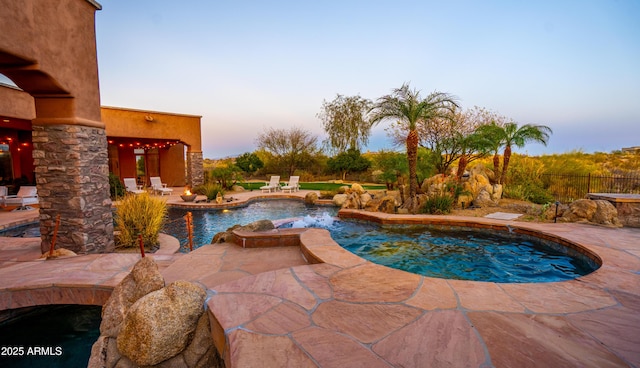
top-left (187, 151), bottom-right (204, 187)
top-left (32, 124), bottom-right (115, 254)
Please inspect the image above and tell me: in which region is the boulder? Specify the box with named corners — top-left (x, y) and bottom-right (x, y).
top-left (211, 219), bottom-right (275, 243)
top-left (473, 189), bottom-right (496, 208)
top-left (337, 185), bottom-right (349, 194)
top-left (364, 195), bottom-right (397, 214)
top-left (230, 185), bottom-right (245, 192)
top-left (560, 199), bottom-right (598, 223)
top-left (100, 257), bottom-right (165, 337)
top-left (491, 184), bottom-right (503, 201)
top-left (341, 192), bottom-right (362, 209)
top-left (333, 193), bottom-right (348, 207)
top-left (304, 191), bottom-right (318, 204)
top-left (559, 199), bottom-right (621, 227)
top-left (350, 183), bottom-right (365, 194)
top-left (40, 248), bottom-right (77, 259)
top-left (360, 192), bottom-right (372, 207)
top-left (117, 281), bottom-right (207, 366)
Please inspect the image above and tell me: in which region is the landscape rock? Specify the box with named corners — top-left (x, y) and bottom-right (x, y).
top-left (559, 199), bottom-right (621, 227)
top-left (211, 219), bottom-right (275, 243)
top-left (333, 193), bottom-right (348, 207)
top-left (304, 191), bottom-right (318, 204)
top-left (117, 281), bottom-right (207, 366)
top-left (40, 248), bottom-right (77, 259)
top-left (99, 257), bottom-right (165, 337)
top-left (360, 192), bottom-right (372, 207)
top-left (350, 183), bottom-right (365, 194)
top-left (473, 189), bottom-right (497, 208)
top-left (365, 195), bottom-right (397, 213)
top-left (230, 185), bottom-right (245, 192)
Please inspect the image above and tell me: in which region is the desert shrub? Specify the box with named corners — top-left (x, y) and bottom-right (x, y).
top-left (420, 194), bottom-right (455, 214)
top-left (193, 182), bottom-right (225, 201)
top-left (503, 184), bottom-right (554, 204)
top-left (114, 193), bottom-right (167, 249)
top-left (109, 173), bottom-right (126, 199)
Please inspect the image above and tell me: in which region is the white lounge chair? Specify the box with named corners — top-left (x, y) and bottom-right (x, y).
top-left (281, 176), bottom-right (300, 193)
top-left (150, 176), bottom-right (173, 196)
top-left (260, 176), bottom-right (280, 192)
top-left (0, 186), bottom-right (7, 207)
top-left (4, 186), bottom-right (39, 211)
top-left (124, 178), bottom-right (145, 195)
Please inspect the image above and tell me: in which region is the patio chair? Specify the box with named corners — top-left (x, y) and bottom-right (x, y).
top-left (124, 178), bottom-right (145, 195)
top-left (0, 186), bottom-right (7, 207)
top-left (260, 176), bottom-right (281, 193)
top-left (4, 185), bottom-right (39, 211)
top-left (150, 176), bottom-right (173, 196)
top-left (281, 176), bottom-right (300, 193)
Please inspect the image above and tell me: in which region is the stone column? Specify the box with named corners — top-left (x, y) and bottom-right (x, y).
top-left (32, 124), bottom-right (114, 254)
top-left (187, 151), bottom-right (204, 187)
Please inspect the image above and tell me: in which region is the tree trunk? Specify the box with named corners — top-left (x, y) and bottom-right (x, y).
top-left (492, 153), bottom-right (500, 184)
top-left (500, 145), bottom-right (512, 185)
top-left (456, 155), bottom-right (468, 180)
top-left (401, 129), bottom-right (420, 213)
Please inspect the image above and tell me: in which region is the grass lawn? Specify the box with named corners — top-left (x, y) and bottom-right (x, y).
top-left (239, 182), bottom-right (386, 191)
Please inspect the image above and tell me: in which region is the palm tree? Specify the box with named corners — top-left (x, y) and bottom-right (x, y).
top-left (498, 122), bottom-right (552, 184)
top-left (474, 121), bottom-right (505, 184)
top-left (368, 83), bottom-right (458, 212)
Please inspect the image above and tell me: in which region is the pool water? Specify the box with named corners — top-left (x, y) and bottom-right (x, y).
top-left (166, 200), bottom-right (338, 252)
top-left (0, 305), bottom-right (102, 368)
top-left (324, 221), bottom-right (597, 283)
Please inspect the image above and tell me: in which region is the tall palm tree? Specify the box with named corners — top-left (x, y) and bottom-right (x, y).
top-left (368, 83), bottom-right (458, 212)
top-left (499, 122), bottom-right (552, 184)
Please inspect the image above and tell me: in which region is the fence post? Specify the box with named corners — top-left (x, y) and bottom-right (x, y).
top-left (587, 173), bottom-right (591, 194)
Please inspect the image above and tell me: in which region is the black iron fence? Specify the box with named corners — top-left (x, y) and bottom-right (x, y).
top-left (541, 173), bottom-right (640, 203)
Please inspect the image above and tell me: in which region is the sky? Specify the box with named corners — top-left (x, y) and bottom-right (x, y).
top-left (93, 0), bottom-right (640, 159)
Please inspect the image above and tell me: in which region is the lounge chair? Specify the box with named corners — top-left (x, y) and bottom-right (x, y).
top-left (281, 176), bottom-right (300, 193)
top-left (0, 186), bottom-right (7, 207)
top-left (260, 176), bottom-right (280, 193)
top-left (124, 178), bottom-right (145, 195)
top-left (4, 185), bottom-right (39, 211)
top-left (150, 176), bottom-right (173, 196)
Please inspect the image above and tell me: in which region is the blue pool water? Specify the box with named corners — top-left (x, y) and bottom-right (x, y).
top-left (321, 221), bottom-right (597, 283)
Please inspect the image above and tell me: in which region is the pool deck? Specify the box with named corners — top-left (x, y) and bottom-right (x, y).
top-left (0, 189), bottom-right (639, 367)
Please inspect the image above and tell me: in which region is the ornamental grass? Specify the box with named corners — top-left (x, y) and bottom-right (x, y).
top-left (114, 193), bottom-right (167, 249)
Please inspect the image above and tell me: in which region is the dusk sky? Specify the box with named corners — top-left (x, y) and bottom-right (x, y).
top-left (93, 0), bottom-right (639, 158)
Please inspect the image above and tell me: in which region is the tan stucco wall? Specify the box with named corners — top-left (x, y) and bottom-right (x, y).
top-left (101, 106), bottom-right (202, 152)
top-left (0, 0), bottom-right (102, 124)
top-left (0, 85), bottom-right (35, 120)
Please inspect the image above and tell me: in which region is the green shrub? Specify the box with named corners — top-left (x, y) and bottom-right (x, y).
top-left (114, 193), bottom-right (167, 249)
top-left (421, 194), bottom-right (455, 214)
top-left (503, 184), bottom-right (554, 204)
top-left (109, 173), bottom-right (126, 199)
top-left (193, 183), bottom-right (225, 201)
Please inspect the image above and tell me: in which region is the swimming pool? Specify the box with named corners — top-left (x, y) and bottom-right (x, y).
top-left (167, 201), bottom-right (597, 283)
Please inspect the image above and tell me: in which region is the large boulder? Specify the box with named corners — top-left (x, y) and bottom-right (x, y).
top-left (304, 191), bottom-right (318, 204)
top-left (472, 189), bottom-right (497, 208)
top-left (360, 192), bottom-right (372, 207)
top-left (364, 195), bottom-right (397, 213)
top-left (117, 281), bottom-right (207, 366)
top-left (100, 257), bottom-right (165, 337)
top-left (559, 199), bottom-right (621, 227)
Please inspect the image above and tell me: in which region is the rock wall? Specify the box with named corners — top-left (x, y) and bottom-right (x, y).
top-left (88, 258), bottom-right (223, 367)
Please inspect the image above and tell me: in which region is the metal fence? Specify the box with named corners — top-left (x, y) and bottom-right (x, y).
top-left (541, 173), bottom-right (640, 203)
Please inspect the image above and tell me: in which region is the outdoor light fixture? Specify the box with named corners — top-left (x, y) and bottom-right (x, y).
top-left (554, 201), bottom-right (560, 223)
top-left (144, 115), bottom-right (154, 122)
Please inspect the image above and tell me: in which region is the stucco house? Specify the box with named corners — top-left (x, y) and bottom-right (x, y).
top-left (0, 0), bottom-right (204, 253)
